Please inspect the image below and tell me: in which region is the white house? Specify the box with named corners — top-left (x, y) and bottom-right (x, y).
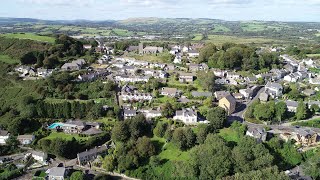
top-left (239, 89), bottom-right (253, 99)
top-left (187, 50), bottom-right (200, 57)
top-left (161, 87), bottom-right (180, 97)
top-left (48, 167), bottom-right (66, 180)
top-left (0, 130), bottom-right (9, 145)
top-left (144, 109), bottom-right (162, 119)
top-left (121, 93), bottom-right (153, 101)
top-left (173, 108), bottom-right (198, 124)
top-left (265, 82), bottom-right (283, 98)
top-left (124, 109), bottom-right (137, 119)
top-left (31, 151), bottom-right (48, 163)
top-left (285, 100), bottom-right (299, 112)
top-left (115, 75), bottom-right (150, 83)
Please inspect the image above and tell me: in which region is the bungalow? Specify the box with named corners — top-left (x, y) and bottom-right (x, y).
top-left (179, 73), bottom-right (194, 83)
top-left (77, 145), bottom-right (108, 166)
top-left (219, 95), bottom-right (236, 115)
top-left (187, 49), bottom-right (200, 57)
top-left (214, 91), bottom-right (231, 101)
top-left (285, 100), bottom-right (299, 113)
top-left (124, 109), bottom-right (137, 119)
top-left (191, 91), bottom-right (212, 98)
top-left (173, 108), bottom-right (198, 124)
top-left (265, 82), bottom-right (283, 98)
top-left (161, 87), bottom-right (180, 97)
top-left (17, 135), bottom-right (35, 145)
top-left (48, 167), bottom-right (67, 180)
top-left (0, 129), bottom-right (9, 145)
top-left (31, 151), bottom-right (47, 163)
top-left (246, 127), bottom-right (267, 142)
top-left (121, 92), bottom-right (153, 101)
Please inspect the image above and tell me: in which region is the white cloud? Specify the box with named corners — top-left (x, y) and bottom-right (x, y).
top-left (19, 0), bottom-right (97, 7)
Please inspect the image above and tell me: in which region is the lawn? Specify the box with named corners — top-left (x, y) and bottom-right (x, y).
top-left (130, 53), bottom-right (173, 63)
top-left (192, 34), bottom-right (203, 41)
top-left (206, 35), bottom-right (279, 45)
top-left (151, 136), bottom-right (191, 161)
top-left (307, 54), bottom-right (320, 58)
top-left (1, 33), bottom-right (56, 43)
top-left (0, 54), bottom-right (19, 64)
top-left (316, 33), bottom-right (320, 37)
top-left (212, 24), bottom-right (231, 32)
top-left (218, 128), bottom-right (241, 143)
top-left (292, 119), bottom-right (320, 128)
top-left (43, 132), bottom-right (90, 141)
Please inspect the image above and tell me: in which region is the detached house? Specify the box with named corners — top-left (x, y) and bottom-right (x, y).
top-left (187, 49), bottom-right (200, 57)
top-left (179, 73), bottom-right (194, 83)
top-left (265, 82), bottom-right (283, 98)
top-left (173, 108), bottom-right (198, 124)
top-left (161, 87), bottom-right (180, 97)
top-left (239, 88), bottom-right (253, 99)
top-left (31, 151), bottom-right (48, 163)
top-left (124, 109), bottom-right (137, 119)
top-left (246, 127), bottom-right (267, 142)
top-left (48, 167), bottom-right (67, 180)
top-left (0, 129), bottom-right (9, 145)
top-left (61, 59), bottom-right (86, 71)
top-left (17, 135), bottom-right (35, 145)
top-left (219, 95), bottom-right (236, 115)
top-left (77, 145), bottom-right (108, 166)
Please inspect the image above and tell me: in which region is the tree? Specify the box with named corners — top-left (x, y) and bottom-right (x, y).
top-left (226, 166), bottom-right (289, 180)
top-left (197, 71), bottom-right (215, 92)
top-left (161, 102), bottom-right (175, 118)
top-left (196, 124), bottom-right (212, 144)
top-left (127, 114), bottom-right (150, 140)
top-left (111, 122), bottom-right (129, 142)
top-left (172, 128), bottom-right (187, 150)
top-left (310, 104), bottom-right (320, 115)
top-left (102, 155), bottom-right (116, 172)
top-left (232, 136), bottom-right (273, 173)
top-left (199, 43), bottom-right (217, 63)
top-left (153, 122), bottom-right (168, 138)
top-left (184, 128), bottom-right (196, 148)
top-left (70, 171), bottom-right (85, 180)
top-left (136, 136), bottom-right (156, 158)
top-left (302, 155), bottom-right (320, 179)
top-left (275, 101), bottom-right (287, 123)
top-left (253, 102), bottom-right (275, 121)
top-left (191, 134), bottom-right (232, 179)
top-left (296, 101), bottom-right (308, 120)
top-left (206, 107), bottom-right (227, 129)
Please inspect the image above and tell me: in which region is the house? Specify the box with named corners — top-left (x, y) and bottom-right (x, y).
top-left (245, 76), bottom-right (257, 84)
top-left (115, 75), bottom-right (150, 83)
top-left (219, 95), bottom-right (236, 115)
top-left (284, 72), bottom-right (307, 83)
top-left (37, 68), bottom-right (53, 78)
top-left (259, 92), bottom-right (269, 102)
top-left (61, 59), bottom-right (86, 71)
top-left (188, 63), bottom-right (208, 72)
top-left (179, 73), bottom-right (194, 83)
top-left (144, 109), bottom-right (162, 119)
top-left (187, 50), bottom-right (200, 57)
top-left (214, 91), bottom-right (231, 101)
top-left (48, 167), bottom-right (66, 180)
top-left (17, 135), bottom-right (35, 145)
top-left (173, 108), bottom-right (198, 124)
top-left (284, 64), bottom-right (297, 73)
top-left (215, 78), bottom-right (230, 85)
top-left (285, 100), bottom-right (299, 112)
top-left (15, 65), bottom-right (31, 74)
top-left (141, 43), bottom-right (164, 54)
top-left (265, 82), bottom-right (283, 98)
top-left (127, 46), bottom-right (139, 52)
top-left (83, 44), bottom-right (92, 49)
top-left (77, 145), bottom-right (108, 166)
top-left (309, 77), bottom-right (320, 85)
top-left (227, 72), bottom-right (241, 80)
top-left (165, 64), bottom-right (175, 71)
top-left (303, 89), bottom-right (315, 97)
top-left (31, 151), bottom-right (47, 163)
top-left (161, 87), bottom-right (180, 97)
top-left (191, 91), bottom-right (212, 98)
top-left (182, 46), bottom-right (189, 53)
top-left (246, 127), bottom-right (267, 142)
top-left (0, 129), bottom-right (9, 145)
top-left (124, 109), bottom-right (137, 119)
top-left (212, 69), bottom-right (227, 77)
top-left (239, 88), bottom-right (253, 99)
top-left (61, 120), bottom-right (86, 134)
top-left (269, 128), bottom-right (320, 146)
top-left (121, 92), bottom-right (153, 101)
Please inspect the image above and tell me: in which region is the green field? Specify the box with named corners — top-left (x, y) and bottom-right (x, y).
top-left (218, 128), bottom-right (241, 143)
top-left (307, 54), bottom-right (320, 58)
top-left (130, 52), bottom-right (173, 63)
top-left (1, 33), bottom-right (56, 43)
top-left (212, 24), bottom-right (231, 32)
top-left (112, 28), bottom-right (134, 36)
top-left (206, 35), bottom-right (279, 45)
top-left (0, 54), bottom-right (19, 64)
top-left (192, 34), bottom-right (203, 40)
top-left (316, 33), bottom-right (320, 37)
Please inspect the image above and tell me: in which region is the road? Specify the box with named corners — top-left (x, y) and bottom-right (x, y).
top-left (228, 87), bottom-right (265, 123)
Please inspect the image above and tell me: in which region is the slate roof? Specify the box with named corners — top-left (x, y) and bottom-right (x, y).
top-left (191, 91), bottom-right (212, 97)
top-left (0, 130), bottom-right (9, 136)
top-left (49, 167), bottom-right (65, 177)
top-left (77, 145), bottom-right (108, 159)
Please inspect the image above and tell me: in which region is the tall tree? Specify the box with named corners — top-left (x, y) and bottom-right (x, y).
top-left (206, 107), bottom-right (227, 129)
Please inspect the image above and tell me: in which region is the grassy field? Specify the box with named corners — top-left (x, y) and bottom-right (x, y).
top-left (192, 34), bottom-right (203, 41)
top-left (206, 35), bottom-right (279, 45)
top-left (1, 33), bottom-right (56, 43)
top-left (0, 54), bottom-right (19, 64)
top-left (218, 128), bottom-right (241, 143)
top-left (44, 131), bottom-right (90, 141)
top-left (241, 22), bottom-right (283, 32)
top-left (112, 28), bottom-right (134, 36)
top-left (130, 53), bottom-right (173, 63)
top-left (292, 119), bottom-right (320, 128)
top-left (307, 54), bottom-right (320, 58)
top-left (212, 24), bottom-right (231, 32)
top-left (316, 33), bottom-right (320, 37)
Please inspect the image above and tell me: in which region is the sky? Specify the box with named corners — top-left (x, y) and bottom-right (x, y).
top-left (1, 0), bottom-right (320, 22)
